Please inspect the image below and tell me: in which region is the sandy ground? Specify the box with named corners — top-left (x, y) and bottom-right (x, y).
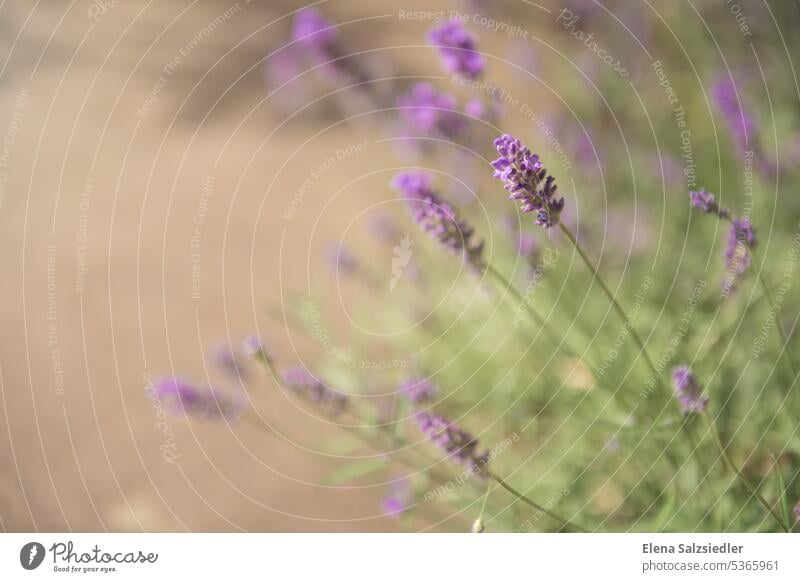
top-left (0, 0), bottom-right (451, 532)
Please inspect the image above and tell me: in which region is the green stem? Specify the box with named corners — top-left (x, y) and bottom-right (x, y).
top-left (702, 411), bottom-right (789, 532)
top-left (755, 270), bottom-right (798, 380)
top-left (489, 471), bottom-right (588, 532)
top-left (558, 223), bottom-right (661, 386)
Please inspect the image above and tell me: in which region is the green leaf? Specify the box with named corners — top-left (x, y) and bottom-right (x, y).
top-left (772, 456), bottom-right (792, 531)
top-left (653, 481), bottom-right (678, 532)
top-left (320, 458), bottom-right (388, 486)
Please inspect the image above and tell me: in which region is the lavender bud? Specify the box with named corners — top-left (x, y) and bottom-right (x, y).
top-left (391, 171), bottom-right (485, 272)
top-left (396, 83), bottom-right (468, 142)
top-left (689, 189), bottom-right (730, 219)
top-left (154, 378), bottom-right (243, 421)
top-left (492, 134), bottom-right (564, 228)
top-left (428, 20), bottom-right (485, 79)
top-left (415, 411), bottom-right (489, 475)
top-left (281, 366), bottom-right (348, 415)
top-left (671, 366), bottom-right (709, 414)
top-left (399, 377), bottom-right (437, 404)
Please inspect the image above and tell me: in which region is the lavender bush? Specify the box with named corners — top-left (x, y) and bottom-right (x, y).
top-left (160, 6), bottom-right (800, 533)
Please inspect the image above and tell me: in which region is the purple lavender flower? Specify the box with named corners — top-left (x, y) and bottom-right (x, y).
top-left (689, 189), bottom-right (730, 219)
top-left (397, 83), bottom-right (467, 142)
top-left (281, 366), bottom-right (348, 414)
top-left (292, 8), bottom-right (338, 57)
top-left (400, 377), bottom-right (437, 404)
top-left (415, 411), bottom-right (489, 474)
top-left (428, 20), bottom-right (485, 79)
top-left (381, 476), bottom-right (411, 518)
top-left (242, 335), bottom-right (269, 363)
top-left (712, 77), bottom-right (757, 154)
top-left (725, 216), bottom-right (756, 275)
top-left (391, 171), bottom-right (485, 271)
top-left (154, 378), bottom-right (243, 421)
top-left (211, 341), bottom-right (249, 381)
top-left (492, 134), bottom-right (564, 228)
top-left (671, 366), bottom-right (709, 414)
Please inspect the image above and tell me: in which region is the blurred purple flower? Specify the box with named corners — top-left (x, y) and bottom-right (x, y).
top-left (397, 83), bottom-right (468, 142)
top-left (671, 366), bottom-right (708, 414)
top-left (381, 476), bottom-right (412, 518)
top-left (242, 335), bottom-right (270, 363)
top-left (428, 20), bottom-right (485, 79)
top-left (324, 242), bottom-right (361, 277)
top-left (281, 366), bottom-right (348, 414)
top-left (211, 341), bottom-right (249, 381)
top-left (400, 377), bottom-right (437, 404)
top-left (155, 378), bottom-right (243, 421)
top-left (712, 77), bottom-right (757, 155)
top-left (391, 171), bottom-right (485, 272)
top-left (292, 8), bottom-right (338, 56)
top-left (492, 134), bottom-right (564, 228)
top-left (415, 411), bottom-right (489, 474)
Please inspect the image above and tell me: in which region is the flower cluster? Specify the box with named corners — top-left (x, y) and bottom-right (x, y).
top-left (689, 189), bottom-right (729, 219)
top-left (281, 366), bottom-right (348, 414)
top-left (396, 83), bottom-right (468, 142)
top-left (427, 20), bottom-right (485, 79)
top-left (671, 366), bottom-right (709, 414)
top-left (415, 411), bottom-right (489, 474)
top-left (492, 134), bottom-right (564, 228)
top-left (155, 378), bottom-right (243, 421)
top-left (399, 377), bottom-right (437, 404)
top-left (712, 77), bottom-right (757, 156)
top-left (391, 171), bottom-right (485, 272)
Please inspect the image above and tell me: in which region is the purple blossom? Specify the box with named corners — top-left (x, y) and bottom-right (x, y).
top-left (397, 83), bottom-right (467, 142)
top-left (671, 366), bottom-right (709, 414)
top-left (381, 476), bottom-right (411, 518)
top-left (211, 342), bottom-right (249, 381)
top-left (292, 8), bottom-right (338, 57)
top-left (242, 335), bottom-right (269, 363)
top-left (415, 411), bottom-right (489, 474)
top-left (154, 378), bottom-right (243, 421)
top-left (428, 20), bottom-right (485, 79)
top-left (400, 377), bottom-right (437, 404)
top-left (492, 134), bottom-right (564, 228)
top-left (281, 366), bottom-right (348, 414)
top-left (712, 77), bottom-right (757, 155)
top-left (689, 189), bottom-right (730, 219)
top-left (391, 171), bottom-right (485, 271)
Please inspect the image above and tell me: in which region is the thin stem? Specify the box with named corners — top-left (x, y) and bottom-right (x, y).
top-left (702, 411), bottom-right (789, 532)
top-left (489, 471), bottom-right (588, 532)
top-left (755, 270), bottom-right (798, 380)
top-left (558, 223), bottom-right (661, 386)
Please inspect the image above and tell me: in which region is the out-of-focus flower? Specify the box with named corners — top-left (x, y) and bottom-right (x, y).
top-left (428, 20), bottom-right (485, 79)
top-left (381, 476), bottom-right (412, 518)
top-left (671, 366), bottom-right (709, 414)
top-left (689, 189), bottom-right (730, 219)
top-left (155, 378), bottom-right (243, 421)
top-left (391, 171), bottom-right (485, 272)
top-left (324, 242), bottom-right (361, 277)
top-left (281, 366), bottom-right (348, 414)
top-left (397, 83), bottom-right (468, 142)
top-left (712, 77), bottom-right (757, 155)
top-left (400, 377), bottom-right (437, 404)
top-left (211, 341), bottom-right (249, 381)
top-left (415, 411), bottom-right (489, 474)
top-left (492, 134), bottom-right (564, 228)
top-left (242, 335), bottom-right (270, 363)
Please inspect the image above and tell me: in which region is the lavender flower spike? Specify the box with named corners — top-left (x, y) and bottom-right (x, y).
top-left (689, 189), bottom-right (730, 219)
top-left (492, 134), bottom-right (564, 228)
top-left (281, 366), bottom-right (348, 415)
top-left (391, 171), bottom-right (485, 271)
top-left (399, 377), bottom-right (437, 404)
top-left (154, 378), bottom-right (243, 421)
top-left (671, 366), bottom-right (709, 414)
top-left (416, 411), bottom-right (489, 475)
top-left (725, 216), bottom-right (757, 275)
top-left (428, 20), bottom-right (485, 79)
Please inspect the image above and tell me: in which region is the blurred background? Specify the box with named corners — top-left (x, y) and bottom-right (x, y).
top-left (1, 0), bottom-right (799, 532)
